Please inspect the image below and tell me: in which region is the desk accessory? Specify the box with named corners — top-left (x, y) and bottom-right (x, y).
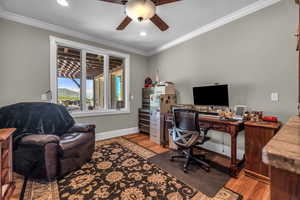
top-left (262, 116), bottom-right (278, 122)
top-left (249, 111), bottom-right (263, 122)
top-left (233, 105), bottom-right (247, 120)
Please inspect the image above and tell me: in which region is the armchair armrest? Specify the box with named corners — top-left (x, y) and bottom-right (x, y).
top-left (68, 123), bottom-right (96, 133)
top-left (20, 134), bottom-right (60, 146)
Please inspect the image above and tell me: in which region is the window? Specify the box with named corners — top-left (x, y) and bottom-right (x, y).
top-left (50, 36), bottom-right (130, 117)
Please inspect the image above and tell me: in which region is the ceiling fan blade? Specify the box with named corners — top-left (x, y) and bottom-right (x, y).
top-left (116, 16), bottom-right (132, 30)
top-left (150, 14), bottom-right (169, 31)
top-left (98, 0), bottom-right (127, 5)
top-left (151, 0), bottom-right (182, 6)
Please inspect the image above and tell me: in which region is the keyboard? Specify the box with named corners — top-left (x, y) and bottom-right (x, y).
top-left (198, 111), bottom-right (219, 116)
top-left (223, 118), bottom-right (239, 122)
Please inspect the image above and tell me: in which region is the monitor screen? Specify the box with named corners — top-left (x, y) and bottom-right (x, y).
top-left (193, 85), bottom-right (229, 106)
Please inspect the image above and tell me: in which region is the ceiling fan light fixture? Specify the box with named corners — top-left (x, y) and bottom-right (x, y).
top-left (140, 31), bottom-right (147, 36)
top-left (57, 0), bottom-right (69, 7)
top-left (126, 0), bottom-right (156, 22)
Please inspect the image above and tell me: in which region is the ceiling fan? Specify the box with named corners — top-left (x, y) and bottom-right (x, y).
top-left (98, 0), bottom-right (182, 31)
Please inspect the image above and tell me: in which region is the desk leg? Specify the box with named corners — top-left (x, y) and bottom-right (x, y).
top-left (230, 133), bottom-right (238, 177)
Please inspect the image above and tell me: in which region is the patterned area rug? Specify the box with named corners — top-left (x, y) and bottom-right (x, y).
top-left (22, 137), bottom-right (242, 200)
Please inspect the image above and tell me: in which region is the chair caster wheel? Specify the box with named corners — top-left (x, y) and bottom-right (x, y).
top-left (183, 169), bottom-right (188, 173)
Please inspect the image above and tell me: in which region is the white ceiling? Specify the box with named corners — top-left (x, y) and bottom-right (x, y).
top-left (0, 0), bottom-right (276, 55)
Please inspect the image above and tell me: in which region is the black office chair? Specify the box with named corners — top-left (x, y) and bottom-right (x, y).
top-left (170, 109), bottom-right (210, 173)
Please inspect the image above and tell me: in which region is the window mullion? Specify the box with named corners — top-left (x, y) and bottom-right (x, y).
top-left (104, 55), bottom-right (109, 111)
top-left (125, 57), bottom-right (130, 111)
top-left (81, 50), bottom-right (87, 111)
top-left (50, 40), bottom-right (58, 103)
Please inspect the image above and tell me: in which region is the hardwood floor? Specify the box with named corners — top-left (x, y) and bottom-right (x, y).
top-left (10, 174), bottom-right (24, 200)
top-left (11, 132), bottom-right (270, 200)
top-left (123, 133), bottom-right (270, 200)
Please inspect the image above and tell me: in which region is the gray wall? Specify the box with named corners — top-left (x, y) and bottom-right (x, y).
top-left (0, 18), bottom-right (148, 133)
top-left (148, 0), bottom-right (298, 150)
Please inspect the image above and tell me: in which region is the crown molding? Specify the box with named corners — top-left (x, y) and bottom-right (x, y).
top-left (147, 0), bottom-right (281, 56)
top-left (0, 9), bottom-right (148, 56)
top-left (0, 0), bottom-right (280, 57)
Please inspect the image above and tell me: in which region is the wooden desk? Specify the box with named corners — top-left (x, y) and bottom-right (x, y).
top-left (165, 114), bottom-right (244, 177)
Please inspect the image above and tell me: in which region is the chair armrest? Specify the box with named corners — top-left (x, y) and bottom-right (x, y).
top-left (68, 123), bottom-right (96, 133)
top-left (20, 134), bottom-right (60, 146)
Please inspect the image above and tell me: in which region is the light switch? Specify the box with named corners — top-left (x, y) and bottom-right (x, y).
top-left (271, 92), bottom-right (279, 102)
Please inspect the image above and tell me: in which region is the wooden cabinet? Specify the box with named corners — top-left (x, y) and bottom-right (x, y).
top-left (244, 121), bottom-right (280, 183)
top-left (270, 166), bottom-right (300, 200)
top-left (0, 128), bottom-right (15, 200)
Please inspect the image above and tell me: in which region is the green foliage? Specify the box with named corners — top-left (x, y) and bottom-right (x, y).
top-left (58, 95), bottom-right (93, 103)
top-left (58, 95), bottom-right (80, 101)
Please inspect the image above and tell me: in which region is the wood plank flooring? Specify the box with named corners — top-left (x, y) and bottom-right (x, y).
top-left (124, 133), bottom-right (270, 200)
top-left (11, 132), bottom-right (270, 200)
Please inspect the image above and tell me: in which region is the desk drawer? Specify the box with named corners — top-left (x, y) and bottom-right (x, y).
top-left (199, 122), bottom-right (210, 128)
top-left (212, 124), bottom-right (228, 132)
top-left (199, 122), bottom-right (229, 132)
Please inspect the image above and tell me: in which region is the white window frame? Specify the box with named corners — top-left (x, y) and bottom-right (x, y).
top-left (50, 36), bottom-right (130, 117)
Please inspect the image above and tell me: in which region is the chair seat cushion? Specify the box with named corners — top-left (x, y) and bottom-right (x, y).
top-left (59, 132), bottom-right (92, 158)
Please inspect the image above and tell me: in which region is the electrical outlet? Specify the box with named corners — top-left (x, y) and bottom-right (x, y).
top-left (271, 92), bottom-right (279, 102)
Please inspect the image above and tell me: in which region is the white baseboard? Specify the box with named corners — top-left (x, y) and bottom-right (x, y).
top-left (199, 141), bottom-right (244, 160)
top-left (96, 127), bottom-right (139, 141)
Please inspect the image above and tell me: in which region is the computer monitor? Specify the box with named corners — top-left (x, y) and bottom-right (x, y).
top-left (193, 84), bottom-right (229, 107)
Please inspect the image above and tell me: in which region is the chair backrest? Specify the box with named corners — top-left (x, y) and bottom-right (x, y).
top-left (171, 109), bottom-right (200, 148)
top-left (173, 109), bottom-right (199, 131)
top-left (0, 102), bottom-right (75, 143)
